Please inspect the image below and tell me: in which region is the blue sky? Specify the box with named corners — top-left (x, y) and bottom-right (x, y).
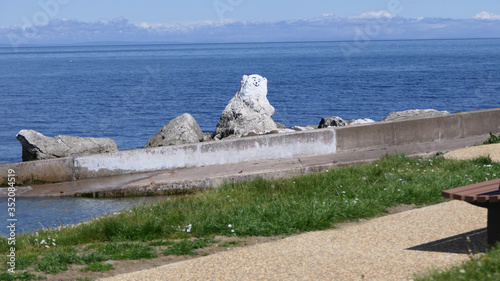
top-left (1, 0), bottom-right (500, 45)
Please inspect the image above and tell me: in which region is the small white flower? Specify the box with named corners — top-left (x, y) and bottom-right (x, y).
top-left (231, 229), bottom-right (235, 233)
top-left (40, 240), bottom-right (46, 245)
top-left (228, 224), bottom-right (232, 228)
top-left (52, 243), bottom-right (56, 246)
top-left (459, 269), bottom-right (466, 274)
top-left (45, 245), bottom-right (49, 248)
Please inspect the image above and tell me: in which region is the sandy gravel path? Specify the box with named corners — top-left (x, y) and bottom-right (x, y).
top-left (444, 143), bottom-right (500, 162)
top-left (101, 200), bottom-right (487, 281)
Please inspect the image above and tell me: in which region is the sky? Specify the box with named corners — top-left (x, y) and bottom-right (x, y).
top-left (1, 0), bottom-right (500, 45)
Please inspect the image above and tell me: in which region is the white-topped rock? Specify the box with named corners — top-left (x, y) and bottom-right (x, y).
top-left (212, 75), bottom-right (277, 140)
top-left (348, 118), bottom-right (376, 125)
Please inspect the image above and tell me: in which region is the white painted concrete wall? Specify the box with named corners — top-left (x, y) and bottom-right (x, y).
top-left (74, 129), bottom-right (337, 177)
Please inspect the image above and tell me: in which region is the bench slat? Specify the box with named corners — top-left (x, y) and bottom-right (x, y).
top-left (444, 179), bottom-right (500, 194)
top-left (442, 179), bottom-right (500, 203)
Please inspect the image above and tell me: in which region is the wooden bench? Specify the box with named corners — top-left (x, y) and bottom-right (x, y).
top-left (442, 179), bottom-right (500, 247)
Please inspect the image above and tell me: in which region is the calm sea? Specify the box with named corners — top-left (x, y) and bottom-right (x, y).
top-left (1, 39), bottom-right (499, 164)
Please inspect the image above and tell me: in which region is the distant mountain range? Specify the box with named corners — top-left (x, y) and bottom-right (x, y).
top-left (1, 13), bottom-right (500, 47)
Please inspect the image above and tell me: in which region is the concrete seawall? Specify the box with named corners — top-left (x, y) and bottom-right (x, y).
top-left (2, 108), bottom-right (500, 186)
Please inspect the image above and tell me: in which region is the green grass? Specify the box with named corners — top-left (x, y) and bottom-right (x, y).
top-left (1, 154), bottom-right (499, 278)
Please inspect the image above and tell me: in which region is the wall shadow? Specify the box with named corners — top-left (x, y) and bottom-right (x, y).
top-left (407, 228), bottom-right (488, 255)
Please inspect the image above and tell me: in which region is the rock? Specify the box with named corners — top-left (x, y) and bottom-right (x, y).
top-left (16, 130), bottom-right (118, 161)
top-left (212, 75), bottom-right (277, 140)
top-left (269, 129), bottom-right (296, 134)
top-left (275, 122), bottom-right (287, 129)
top-left (318, 116), bottom-right (348, 128)
top-left (292, 126), bottom-right (315, 131)
top-left (347, 118), bottom-right (376, 125)
top-left (145, 113), bottom-right (204, 148)
top-left (201, 133), bottom-right (213, 142)
top-left (382, 109), bottom-right (450, 122)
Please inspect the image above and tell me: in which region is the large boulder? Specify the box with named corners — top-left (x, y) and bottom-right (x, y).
top-left (212, 74), bottom-right (277, 140)
top-left (145, 113), bottom-right (204, 148)
top-left (16, 130), bottom-right (118, 161)
top-left (318, 116), bottom-right (348, 128)
top-left (382, 109), bottom-right (450, 122)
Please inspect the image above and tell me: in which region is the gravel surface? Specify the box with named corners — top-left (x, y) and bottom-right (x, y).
top-left (444, 143), bottom-right (500, 162)
top-left (100, 201), bottom-right (487, 281)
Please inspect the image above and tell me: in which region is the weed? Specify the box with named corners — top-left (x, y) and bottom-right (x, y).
top-left (86, 242), bottom-right (157, 260)
top-left (148, 240), bottom-right (175, 247)
top-left (35, 248), bottom-right (79, 274)
top-left (81, 262), bottom-right (115, 272)
top-left (164, 239), bottom-right (215, 256)
top-left (14, 254), bottom-right (39, 270)
top-left (484, 132), bottom-right (500, 145)
top-left (0, 272), bottom-right (41, 281)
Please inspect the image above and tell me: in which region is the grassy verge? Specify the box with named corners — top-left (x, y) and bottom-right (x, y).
top-left (415, 244), bottom-right (500, 281)
top-left (1, 153), bottom-right (499, 280)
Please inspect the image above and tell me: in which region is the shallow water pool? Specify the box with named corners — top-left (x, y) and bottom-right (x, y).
top-left (0, 196), bottom-right (167, 236)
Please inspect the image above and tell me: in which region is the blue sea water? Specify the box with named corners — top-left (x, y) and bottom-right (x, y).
top-left (1, 39), bottom-right (500, 165)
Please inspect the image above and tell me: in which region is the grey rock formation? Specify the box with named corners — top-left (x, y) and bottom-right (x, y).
top-left (318, 116), bottom-right (348, 128)
top-left (212, 75), bottom-right (277, 140)
top-left (16, 130), bottom-right (118, 161)
top-left (145, 113), bottom-right (204, 148)
top-left (382, 109), bottom-right (450, 122)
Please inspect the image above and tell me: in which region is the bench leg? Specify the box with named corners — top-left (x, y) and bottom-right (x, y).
top-left (487, 206), bottom-right (500, 247)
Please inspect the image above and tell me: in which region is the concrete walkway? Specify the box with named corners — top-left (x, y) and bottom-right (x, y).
top-left (8, 134), bottom-right (488, 198)
top-left (100, 200), bottom-right (487, 281)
